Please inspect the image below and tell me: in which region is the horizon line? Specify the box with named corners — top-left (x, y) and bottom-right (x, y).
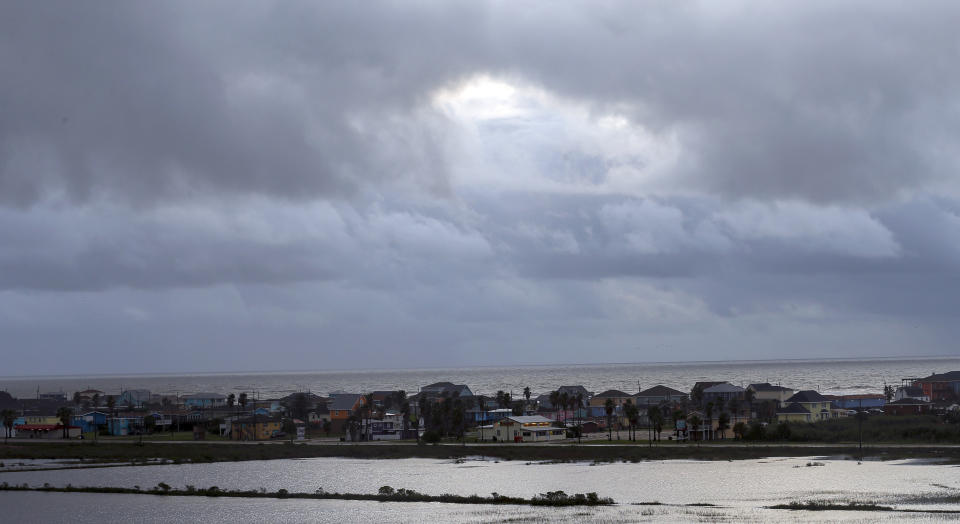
top-left (1, 354), bottom-right (957, 382)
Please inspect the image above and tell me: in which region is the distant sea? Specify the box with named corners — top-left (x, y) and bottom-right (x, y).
top-left (2, 356), bottom-right (958, 400)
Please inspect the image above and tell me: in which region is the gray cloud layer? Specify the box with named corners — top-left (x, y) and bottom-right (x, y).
top-left (1, 1), bottom-right (959, 373)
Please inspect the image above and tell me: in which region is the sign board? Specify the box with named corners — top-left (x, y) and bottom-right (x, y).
top-left (296, 425), bottom-right (306, 441)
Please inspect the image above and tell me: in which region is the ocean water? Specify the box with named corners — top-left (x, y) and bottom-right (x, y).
top-left (2, 356), bottom-right (958, 399)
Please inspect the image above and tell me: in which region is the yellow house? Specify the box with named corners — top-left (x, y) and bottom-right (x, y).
top-left (493, 416), bottom-right (565, 442)
top-left (776, 403), bottom-right (814, 422)
top-left (230, 417), bottom-right (283, 440)
top-left (776, 391), bottom-right (832, 423)
top-left (24, 415), bottom-right (61, 425)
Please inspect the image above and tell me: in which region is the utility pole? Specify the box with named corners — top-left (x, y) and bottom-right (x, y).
top-left (857, 398), bottom-right (864, 461)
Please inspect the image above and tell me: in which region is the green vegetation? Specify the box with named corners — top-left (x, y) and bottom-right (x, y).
top-left (781, 416), bottom-right (960, 443)
top-left (770, 501), bottom-right (894, 511)
top-left (0, 482), bottom-right (614, 507)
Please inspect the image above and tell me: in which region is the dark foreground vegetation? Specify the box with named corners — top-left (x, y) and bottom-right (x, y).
top-left (778, 415), bottom-right (960, 443)
top-left (770, 500), bottom-right (960, 514)
top-left (1, 440), bottom-right (958, 464)
top-left (0, 482), bottom-right (613, 507)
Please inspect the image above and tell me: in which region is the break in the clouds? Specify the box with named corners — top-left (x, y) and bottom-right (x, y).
top-left (1, 1), bottom-right (959, 374)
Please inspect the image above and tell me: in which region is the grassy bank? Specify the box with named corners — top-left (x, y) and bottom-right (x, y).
top-left (1, 441), bottom-right (958, 464)
top-left (0, 482), bottom-right (613, 507)
top-left (784, 416), bottom-right (960, 443)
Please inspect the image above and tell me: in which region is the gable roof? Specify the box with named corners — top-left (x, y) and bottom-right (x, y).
top-left (419, 382), bottom-right (472, 397)
top-left (786, 390), bottom-right (828, 403)
top-left (703, 383), bottom-right (745, 394)
top-left (504, 415), bottom-right (552, 424)
top-left (748, 383), bottom-right (792, 392)
top-left (594, 389), bottom-right (631, 398)
top-left (329, 394), bottom-right (362, 411)
top-left (919, 371), bottom-right (960, 382)
top-left (556, 385), bottom-right (592, 397)
top-left (636, 385), bottom-right (687, 397)
top-left (776, 402), bottom-right (811, 414)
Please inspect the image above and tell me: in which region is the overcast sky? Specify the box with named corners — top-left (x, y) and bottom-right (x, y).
top-left (2, 1), bottom-right (959, 375)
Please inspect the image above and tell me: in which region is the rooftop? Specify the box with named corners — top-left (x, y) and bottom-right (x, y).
top-left (786, 390), bottom-right (828, 403)
top-left (919, 371), bottom-right (960, 382)
top-left (703, 383), bottom-right (745, 394)
top-left (636, 385), bottom-right (687, 397)
top-left (504, 415), bottom-right (553, 425)
top-left (748, 383), bottom-right (792, 392)
top-left (594, 389), bottom-right (631, 398)
top-left (329, 393), bottom-right (362, 411)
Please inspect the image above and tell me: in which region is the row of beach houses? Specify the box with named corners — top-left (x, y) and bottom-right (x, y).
top-left (2, 371), bottom-right (958, 442)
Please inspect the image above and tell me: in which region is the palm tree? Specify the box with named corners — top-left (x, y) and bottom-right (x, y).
top-left (717, 412), bottom-right (730, 439)
top-left (604, 398), bottom-right (615, 441)
top-left (363, 393), bottom-right (375, 441)
top-left (623, 401), bottom-right (636, 441)
top-left (549, 391), bottom-right (560, 424)
top-left (652, 408), bottom-right (664, 442)
top-left (2, 409), bottom-right (16, 443)
top-left (575, 393), bottom-right (584, 443)
top-left (106, 396), bottom-right (116, 436)
top-left (72, 391), bottom-right (82, 411)
top-left (559, 392), bottom-right (569, 427)
top-left (523, 387), bottom-right (531, 411)
top-left (646, 405), bottom-right (658, 447)
top-left (238, 393), bottom-right (248, 440)
top-left (56, 406), bottom-right (73, 439)
top-left (705, 402), bottom-right (714, 441)
top-left (689, 414), bottom-right (702, 444)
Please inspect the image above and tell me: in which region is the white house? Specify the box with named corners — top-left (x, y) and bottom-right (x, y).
top-left (493, 415), bottom-right (565, 443)
top-left (357, 412), bottom-right (411, 441)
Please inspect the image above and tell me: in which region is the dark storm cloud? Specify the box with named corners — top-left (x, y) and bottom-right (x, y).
top-left (3, 1), bottom-right (960, 204)
top-left (2, 1), bottom-right (960, 373)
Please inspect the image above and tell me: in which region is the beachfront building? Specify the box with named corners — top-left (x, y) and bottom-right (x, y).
top-left (776, 403), bottom-right (815, 422)
top-left (634, 385), bottom-right (688, 406)
top-left (119, 389), bottom-right (151, 408)
top-left (355, 411), bottom-right (413, 441)
top-left (588, 390), bottom-right (633, 408)
top-left (894, 385), bottom-right (929, 402)
top-left (72, 411), bottom-right (108, 433)
top-left (182, 393), bottom-right (227, 409)
top-left (418, 382), bottom-right (473, 399)
top-left (329, 393), bottom-right (364, 434)
top-left (747, 383), bottom-right (795, 405)
top-left (914, 371), bottom-right (960, 403)
top-left (14, 424), bottom-right (81, 439)
top-left (884, 398), bottom-right (933, 416)
top-left (22, 415), bottom-right (60, 425)
top-left (492, 415), bottom-right (565, 442)
top-left (702, 383), bottom-right (746, 405)
top-left (781, 391), bottom-right (832, 421)
top-left (229, 417), bottom-right (283, 440)
top-left (829, 394), bottom-right (885, 410)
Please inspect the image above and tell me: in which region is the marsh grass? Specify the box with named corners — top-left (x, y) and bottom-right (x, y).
top-left (0, 482), bottom-right (614, 507)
